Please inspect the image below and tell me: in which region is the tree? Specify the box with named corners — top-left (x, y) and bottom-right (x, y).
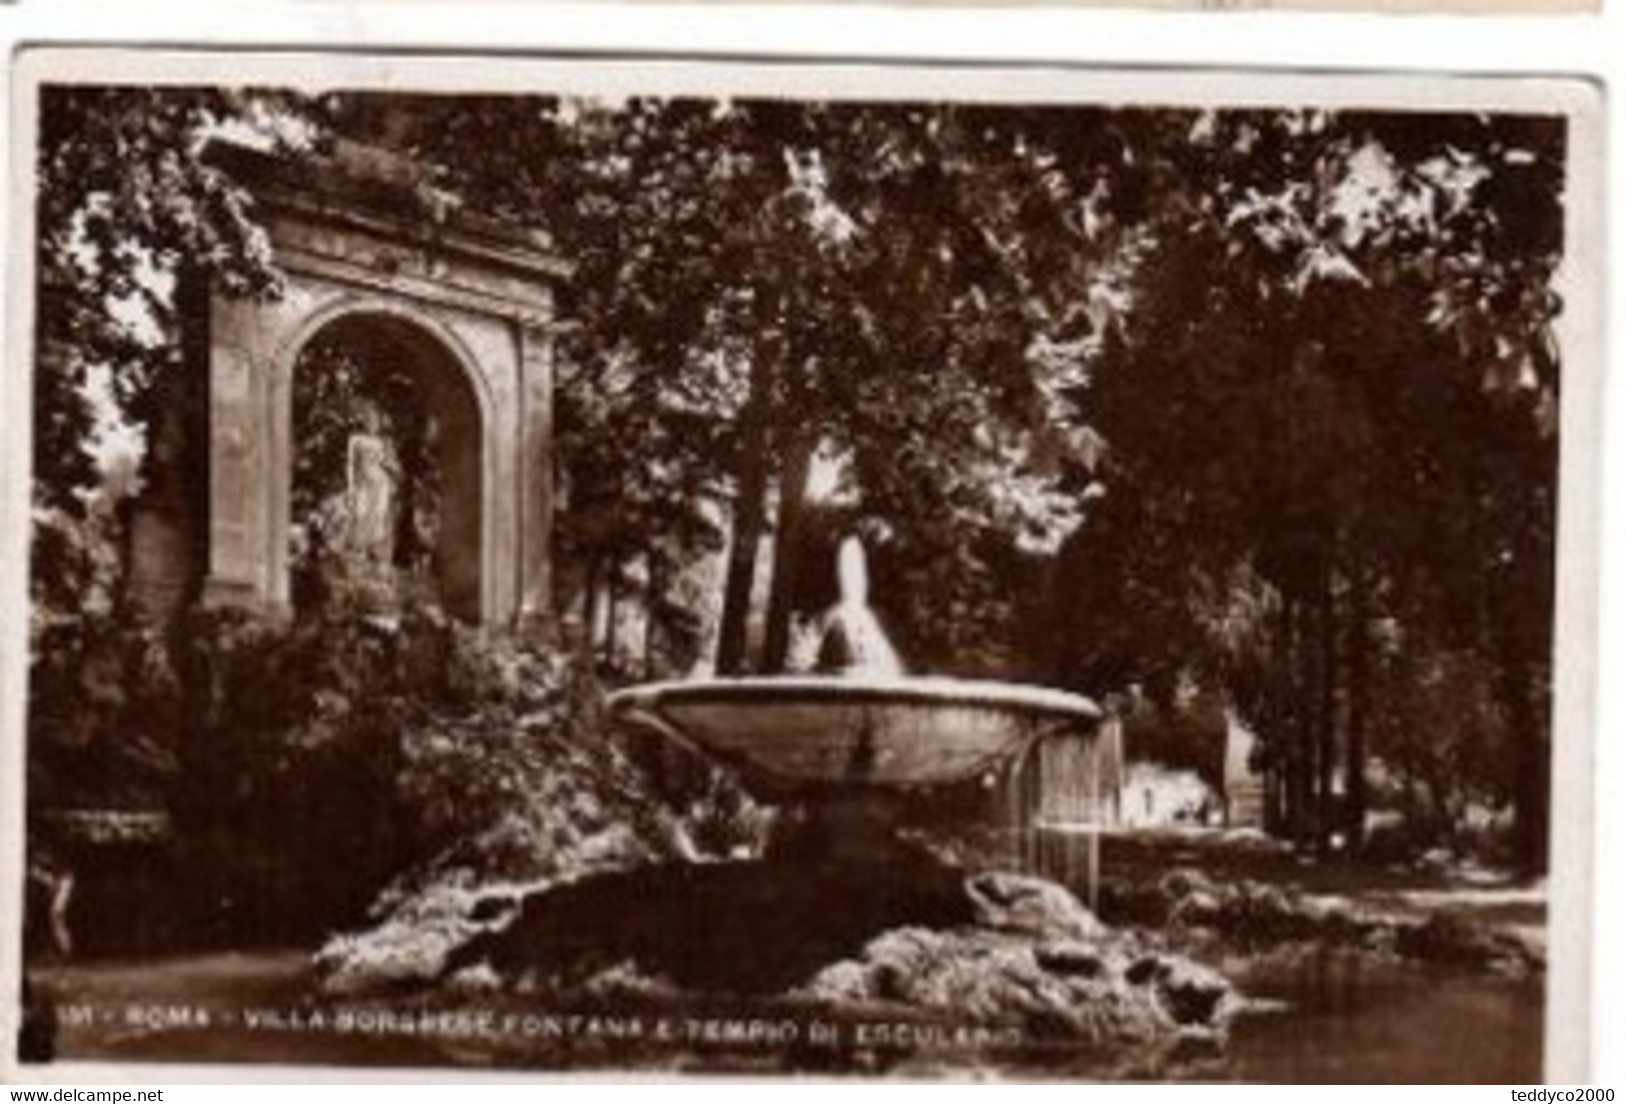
top-left (30, 88), bottom-right (320, 818)
top-left (1052, 107), bottom-right (1564, 865)
top-left (315, 94), bottom-right (1119, 676)
top-left (34, 88), bottom-right (290, 513)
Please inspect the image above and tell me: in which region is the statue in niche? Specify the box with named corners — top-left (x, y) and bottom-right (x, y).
top-left (342, 402), bottom-right (400, 579)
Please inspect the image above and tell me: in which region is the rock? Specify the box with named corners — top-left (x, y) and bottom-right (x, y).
top-left (443, 961), bottom-right (503, 992)
top-left (1034, 941), bottom-right (1105, 978)
top-left (965, 871), bottom-right (1105, 940)
top-left (576, 960), bottom-right (679, 1001)
top-left (1159, 867), bottom-right (1219, 902)
top-left (1149, 956), bottom-right (1233, 1027)
top-left (1136, 864), bottom-right (1540, 976)
top-left (800, 924), bottom-right (1239, 1051)
top-left (1170, 889), bottom-right (1223, 926)
top-left (327, 856), bottom-right (1244, 1076)
top-left (1155, 876), bottom-right (1330, 946)
top-left (314, 874), bottom-right (542, 995)
top-left (1393, 911), bottom-right (1535, 972)
top-left (420, 853), bottom-right (976, 995)
top-left (1124, 955), bottom-right (1162, 986)
top-left (468, 892), bottom-right (521, 924)
top-left (315, 765), bottom-right (679, 994)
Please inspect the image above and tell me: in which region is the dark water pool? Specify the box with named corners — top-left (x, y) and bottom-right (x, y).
top-left (24, 946), bottom-right (1543, 1082)
top-left (1214, 948), bottom-right (1543, 1083)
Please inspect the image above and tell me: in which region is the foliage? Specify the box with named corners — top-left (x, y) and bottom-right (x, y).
top-left (27, 594), bottom-right (686, 946)
top-left (34, 86), bottom-right (294, 518)
top-left (31, 88), bottom-right (1568, 884)
top-left (1050, 109), bottom-right (1563, 864)
top-left (26, 610), bottom-right (179, 813)
top-left (27, 493), bottom-right (178, 815)
top-left (310, 94), bottom-right (1120, 673)
top-left (164, 602), bottom-right (652, 937)
top-left (1366, 647), bottom-right (1517, 840)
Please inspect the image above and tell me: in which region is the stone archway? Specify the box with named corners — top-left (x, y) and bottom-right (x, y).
top-left (191, 140), bottom-right (568, 633)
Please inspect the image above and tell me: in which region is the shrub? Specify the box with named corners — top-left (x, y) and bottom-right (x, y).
top-left (27, 591), bottom-right (700, 950)
top-left (161, 602), bottom-right (631, 942)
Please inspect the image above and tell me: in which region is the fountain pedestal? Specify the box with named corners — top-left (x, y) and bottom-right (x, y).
top-left (765, 790), bottom-right (903, 863)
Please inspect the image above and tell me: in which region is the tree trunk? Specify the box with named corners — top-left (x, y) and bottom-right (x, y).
top-left (762, 432), bottom-right (816, 674)
top-left (1344, 570), bottom-right (1371, 851)
top-left (1315, 563), bottom-right (1338, 854)
top-left (1263, 594), bottom-right (1292, 837)
top-left (1282, 593), bottom-right (1311, 845)
top-left (1298, 592), bottom-right (1319, 850)
top-left (584, 559), bottom-right (602, 656)
top-left (604, 568), bottom-right (620, 667)
top-left (1265, 764), bottom-right (1283, 836)
top-left (1499, 641), bottom-right (1549, 876)
top-left (716, 351), bottom-right (777, 675)
top-left (644, 550), bottom-right (665, 680)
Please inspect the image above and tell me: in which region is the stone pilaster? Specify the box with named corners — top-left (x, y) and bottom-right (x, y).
top-left (201, 299), bottom-right (269, 611)
top-left (516, 318), bottom-right (556, 642)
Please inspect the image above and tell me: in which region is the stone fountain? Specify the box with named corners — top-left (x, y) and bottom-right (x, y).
top-left (606, 537), bottom-right (1101, 857)
top-left (321, 536), bottom-right (1239, 1069)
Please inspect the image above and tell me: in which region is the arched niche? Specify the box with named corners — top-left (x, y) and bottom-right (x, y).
top-left (281, 307), bottom-right (491, 622)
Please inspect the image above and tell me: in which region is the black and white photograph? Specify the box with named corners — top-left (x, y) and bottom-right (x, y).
top-left (3, 50), bottom-right (1603, 1083)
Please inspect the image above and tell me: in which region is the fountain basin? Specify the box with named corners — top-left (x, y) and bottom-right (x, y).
top-left (606, 675), bottom-right (1100, 798)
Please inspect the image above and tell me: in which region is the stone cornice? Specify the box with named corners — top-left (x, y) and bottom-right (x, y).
top-left (207, 140), bottom-right (574, 287)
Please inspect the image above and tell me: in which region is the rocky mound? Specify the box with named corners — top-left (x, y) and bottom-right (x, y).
top-left (799, 871), bottom-right (1237, 1072)
top-left (333, 855), bottom-right (1242, 1074)
top-left (1106, 866), bottom-right (1540, 974)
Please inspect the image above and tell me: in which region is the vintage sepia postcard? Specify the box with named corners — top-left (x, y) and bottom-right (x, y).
top-left (2, 48), bottom-right (1604, 1083)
